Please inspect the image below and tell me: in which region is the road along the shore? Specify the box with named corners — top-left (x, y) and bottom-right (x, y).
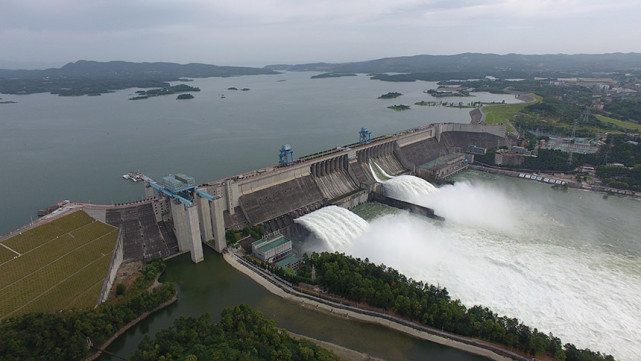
top-left (223, 250), bottom-right (527, 361)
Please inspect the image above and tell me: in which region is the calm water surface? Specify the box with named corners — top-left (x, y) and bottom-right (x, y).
top-left (0, 71), bottom-right (519, 234)
top-left (99, 248), bottom-right (489, 361)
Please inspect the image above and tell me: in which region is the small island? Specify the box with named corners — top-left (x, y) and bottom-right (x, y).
top-left (311, 72), bottom-right (357, 79)
top-left (129, 84), bottom-right (200, 100)
top-left (388, 104), bottom-right (411, 111)
top-left (176, 93), bottom-right (194, 100)
top-left (241, 87), bottom-right (250, 91)
top-left (414, 100), bottom-right (437, 106)
top-left (227, 87), bottom-right (238, 90)
top-left (425, 88), bottom-right (471, 97)
top-left (378, 92), bottom-right (402, 99)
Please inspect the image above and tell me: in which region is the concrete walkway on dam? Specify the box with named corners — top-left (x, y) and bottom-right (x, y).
top-left (222, 248), bottom-right (528, 361)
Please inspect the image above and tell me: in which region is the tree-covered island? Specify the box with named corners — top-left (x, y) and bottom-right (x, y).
top-left (176, 93), bottom-right (195, 100)
top-left (378, 92), bottom-right (402, 99)
top-left (129, 84), bottom-right (200, 100)
top-left (387, 104), bottom-right (410, 111)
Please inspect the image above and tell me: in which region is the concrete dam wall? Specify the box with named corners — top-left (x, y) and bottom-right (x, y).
top-left (212, 124), bottom-right (506, 234)
top-left (112, 122), bottom-right (508, 263)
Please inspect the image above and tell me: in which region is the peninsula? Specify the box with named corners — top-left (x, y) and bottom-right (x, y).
top-left (0, 60), bottom-right (277, 96)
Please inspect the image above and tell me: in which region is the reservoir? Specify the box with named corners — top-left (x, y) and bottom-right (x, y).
top-left (0, 71), bottom-right (519, 235)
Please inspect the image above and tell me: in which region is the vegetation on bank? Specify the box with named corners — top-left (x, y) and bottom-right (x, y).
top-left (603, 99), bottom-right (641, 123)
top-left (277, 252), bottom-right (615, 361)
top-left (481, 94), bottom-right (541, 133)
top-left (226, 225), bottom-right (265, 244)
top-left (451, 78), bottom-right (639, 137)
top-left (595, 135), bottom-right (641, 190)
top-left (130, 304), bottom-right (342, 361)
top-left (475, 133), bottom-right (641, 190)
top-left (595, 114), bottom-right (641, 132)
top-left (0, 259), bottom-right (176, 361)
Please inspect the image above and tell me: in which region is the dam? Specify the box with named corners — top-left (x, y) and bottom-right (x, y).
top-left (44, 123), bottom-right (507, 263)
top-left (143, 123), bottom-right (507, 262)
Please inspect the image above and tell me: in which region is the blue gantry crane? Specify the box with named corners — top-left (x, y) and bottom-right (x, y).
top-left (148, 173), bottom-right (215, 206)
top-left (279, 144), bottom-right (294, 166)
top-left (359, 127), bottom-right (371, 145)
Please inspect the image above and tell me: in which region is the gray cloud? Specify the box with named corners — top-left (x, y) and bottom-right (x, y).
top-left (1, 0), bottom-right (639, 66)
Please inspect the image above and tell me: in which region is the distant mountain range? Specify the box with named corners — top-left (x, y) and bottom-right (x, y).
top-left (1, 53), bottom-right (640, 95)
top-left (267, 53), bottom-right (641, 80)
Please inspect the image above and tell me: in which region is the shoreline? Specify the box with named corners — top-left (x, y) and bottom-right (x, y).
top-left (289, 332), bottom-right (386, 361)
top-left (468, 164), bottom-right (641, 200)
top-left (222, 250), bottom-right (523, 361)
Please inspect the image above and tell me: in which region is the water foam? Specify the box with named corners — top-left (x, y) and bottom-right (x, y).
top-left (307, 176), bottom-right (641, 361)
top-left (381, 175), bottom-right (438, 202)
top-left (295, 205), bottom-right (369, 251)
top-left (369, 160), bottom-right (438, 202)
top-left (347, 213), bottom-right (641, 361)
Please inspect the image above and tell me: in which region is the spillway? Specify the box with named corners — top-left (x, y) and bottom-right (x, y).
top-left (370, 160), bottom-right (438, 202)
top-left (300, 172), bottom-right (641, 361)
top-left (294, 205), bottom-right (369, 251)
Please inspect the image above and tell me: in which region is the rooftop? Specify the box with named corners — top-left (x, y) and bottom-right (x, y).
top-left (275, 256), bottom-right (300, 269)
top-left (253, 235), bottom-right (291, 253)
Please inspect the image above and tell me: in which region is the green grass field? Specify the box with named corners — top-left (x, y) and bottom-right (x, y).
top-left (482, 94), bottom-right (542, 133)
top-left (0, 211), bottom-right (118, 319)
top-left (596, 114), bottom-right (641, 132)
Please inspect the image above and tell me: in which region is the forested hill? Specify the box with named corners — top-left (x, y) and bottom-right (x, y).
top-left (267, 53), bottom-right (641, 80)
top-left (0, 60), bottom-right (277, 95)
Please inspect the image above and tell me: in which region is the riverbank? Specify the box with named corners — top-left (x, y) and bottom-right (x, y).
top-left (469, 164), bottom-right (641, 200)
top-left (83, 292), bottom-right (178, 361)
top-left (222, 249), bottom-right (524, 361)
top-left (289, 332), bottom-right (386, 361)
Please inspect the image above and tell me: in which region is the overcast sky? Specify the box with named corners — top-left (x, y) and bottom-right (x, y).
top-left (1, 0), bottom-right (640, 68)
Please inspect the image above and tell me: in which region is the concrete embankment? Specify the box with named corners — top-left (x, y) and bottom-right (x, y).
top-left (289, 332), bottom-right (386, 361)
top-left (223, 250), bottom-right (526, 361)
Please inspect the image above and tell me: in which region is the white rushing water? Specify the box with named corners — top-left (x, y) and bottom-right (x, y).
top-left (370, 161), bottom-right (438, 202)
top-left (298, 174), bottom-right (641, 361)
top-left (294, 205), bottom-right (369, 251)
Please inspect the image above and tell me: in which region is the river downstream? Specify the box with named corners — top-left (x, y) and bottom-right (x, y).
top-left (99, 248), bottom-right (490, 361)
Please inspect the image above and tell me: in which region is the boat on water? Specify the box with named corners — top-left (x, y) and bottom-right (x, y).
top-left (122, 171), bottom-right (143, 182)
